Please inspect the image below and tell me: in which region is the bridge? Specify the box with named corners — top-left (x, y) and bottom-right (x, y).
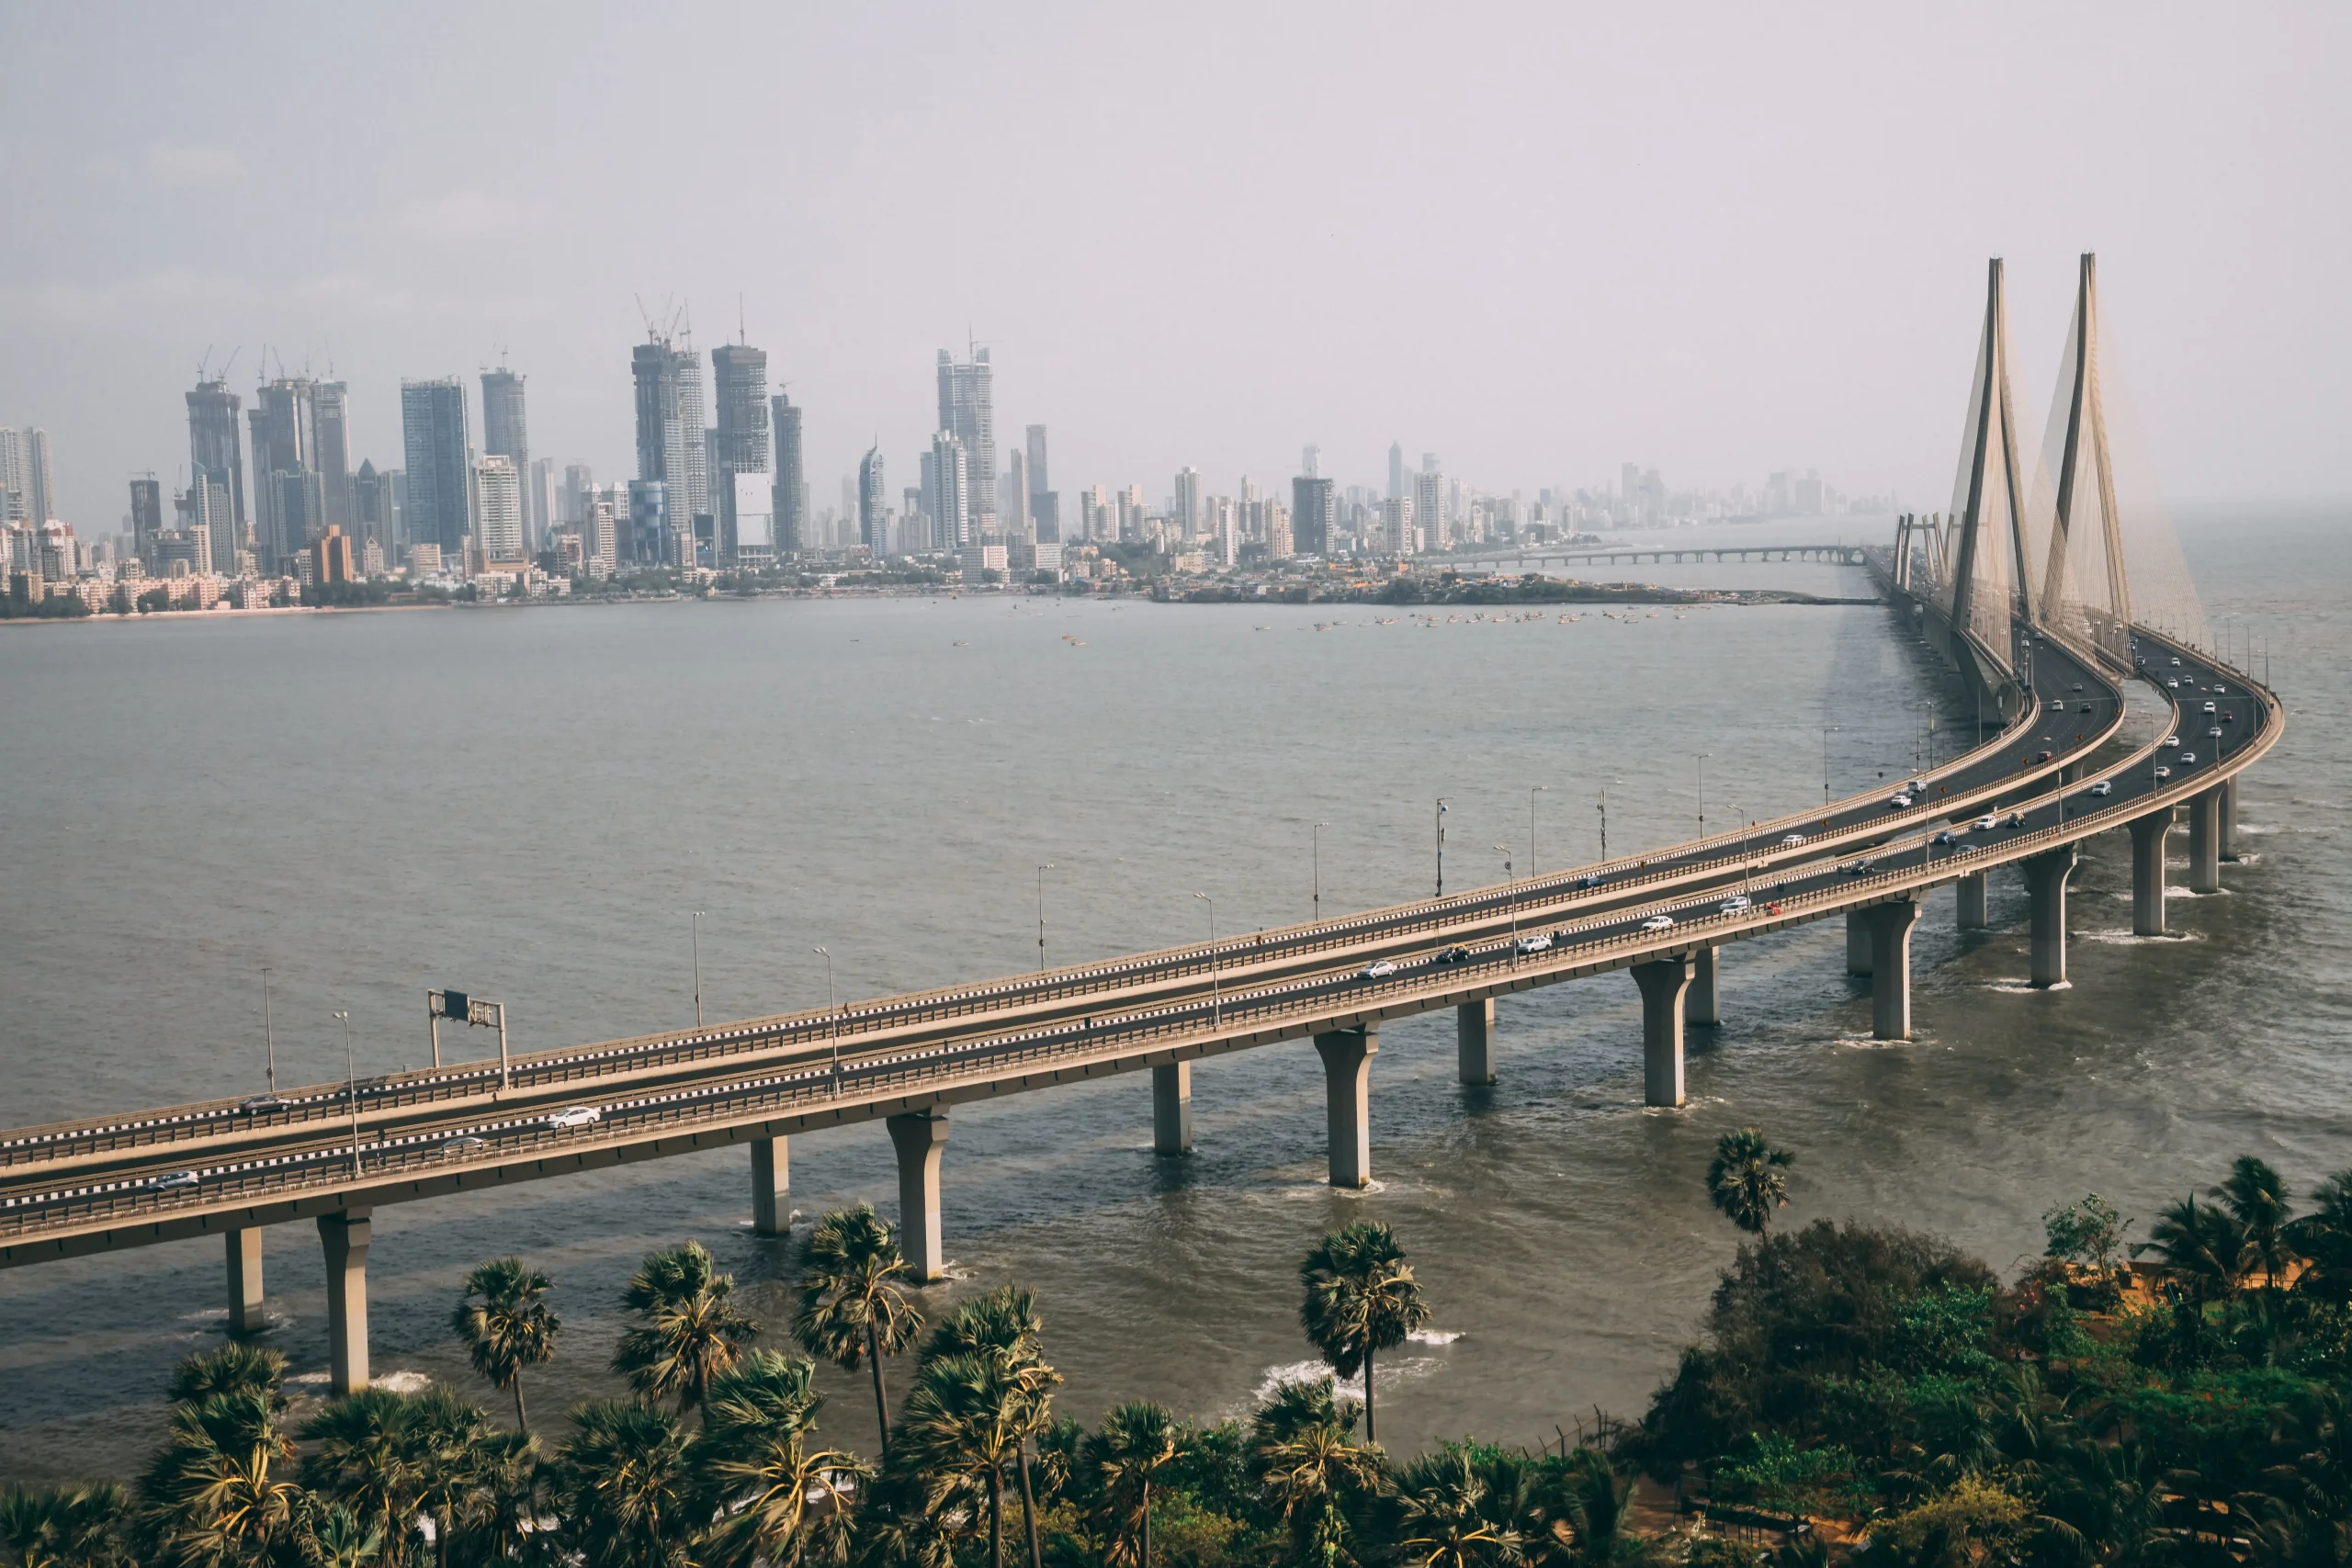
top-left (0, 254), bottom-right (2279, 1400)
top-left (1463, 542), bottom-right (1870, 570)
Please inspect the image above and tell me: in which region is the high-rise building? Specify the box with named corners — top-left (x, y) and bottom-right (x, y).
top-left (354, 460), bottom-right (398, 560)
top-left (1388, 441), bottom-right (1405, 502)
top-left (929, 432), bottom-right (970, 549)
top-left (248, 379), bottom-right (320, 567)
top-left (400, 378), bottom-right (474, 564)
top-left (1004, 450), bottom-right (1030, 541)
top-left (0, 428), bottom-right (24, 522)
top-left (1172, 468), bottom-right (1201, 541)
top-left (710, 343), bottom-right (769, 564)
top-left (936, 346), bottom-right (996, 533)
top-left (129, 478), bottom-right (163, 559)
top-left (632, 330), bottom-right (708, 525)
top-left (769, 392), bottom-right (803, 554)
top-left (1291, 474), bottom-right (1334, 557)
top-left (858, 446), bottom-right (887, 553)
top-left (481, 367), bottom-right (530, 541)
top-left (27, 428), bottom-right (55, 525)
top-left (312, 380), bottom-right (352, 531)
top-left (626, 479), bottom-right (670, 566)
top-left (530, 458), bottom-right (557, 553)
top-left (186, 469), bottom-right (237, 572)
top-left (475, 455), bottom-right (525, 564)
top-left (1303, 445), bottom-right (1320, 479)
top-left (1415, 466), bottom-right (1446, 552)
top-left (187, 380), bottom-right (247, 535)
top-left (562, 463), bottom-right (594, 527)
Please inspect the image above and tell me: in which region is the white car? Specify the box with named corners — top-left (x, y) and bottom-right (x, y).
top-left (150, 1169), bottom-right (200, 1191)
top-left (2048, 699), bottom-right (2064, 710)
top-left (1973, 815), bottom-right (1998, 831)
top-left (2167, 679), bottom-right (2179, 688)
top-left (544, 1106), bottom-right (602, 1130)
top-left (1719, 895), bottom-right (1752, 914)
top-left (1888, 794), bottom-right (1914, 809)
top-left (2178, 752), bottom-right (2196, 765)
top-left (1780, 832), bottom-right (1806, 847)
top-left (1361, 959), bottom-right (1398, 979)
top-left (1513, 932), bottom-right (1554, 954)
top-left (440, 1134), bottom-right (489, 1156)
top-left (2202, 701), bottom-right (2218, 714)
top-left (2155, 766), bottom-right (2173, 780)
top-left (2208, 727), bottom-right (2222, 739)
top-left (2163, 735), bottom-right (2180, 747)
top-left (2088, 781), bottom-right (2113, 797)
top-left (1640, 914), bottom-right (1677, 932)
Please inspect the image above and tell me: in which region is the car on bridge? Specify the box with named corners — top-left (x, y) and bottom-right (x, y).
top-left (1433, 946), bottom-right (1472, 965)
top-left (1888, 793), bottom-right (1914, 808)
top-left (2003, 812), bottom-right (2027, 829)
top-left (2179, 752), bottom-right (2197, 765)
top-left (2164, 734), bottom-right (2180, 747)
top-left (1973, 814), bottom-right (1999, 830)
top-left (2048, 699), bottom-right (2065, 710)
top-left (148, 1170), bottom-right (199, 1191)
top-left (1719, 894), bottom-right (1752, 914)
top-left (237, 1094), bottom-right (287, 1114)
top-left (2089, 781), bottom-right (2113, 797)
top-left (1932, 830), bottom-right (1959, 847)
top-left (1361, 959), bottom-right (1398, 979)
top-left (1514, 932), bottom-right (1554, 954)
top-left (1780, 832), bottom-right (1806, 847)
top-left (440, 1135), bottom-right (488, 1156)
top-left (2156, 765), bottom-right (2173, 780)
top-left (543, 1106), bottom-right (602, 1130)
top-left (2203, 701), bottom-right (2218, 714)
top-left (1640, 914), bottom-right (1676, 932)
top-left (1841, 858), bottom-right (1876, 875)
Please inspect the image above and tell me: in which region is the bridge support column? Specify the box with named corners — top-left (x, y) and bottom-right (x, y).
top-left (1631, 956), bottom-right (1694, 1108)
top-left (2220, 778), bottom-right (2239, 861)
top-left (1314, 1028), bottom-right (1377, 1187)
top-left (1845, 911), bottom-right (1872, 975)
top-left (1864, 899), bottom-right (1923, 1040)
top-left (226, 1228), bottom-right (266, 1336)
top-left (1688, 947), bottom-right (1721, 1027)
top-left (887, 1111), bottom-right (950, 1282)
top-left (1956, 872), bottom-right (1988, 930)
top-left (2129, 811), bottom-right (2170, 937)
top-left (317, 1210), bottom-right (371, 1398)
top-left (751, 1137), bottom-right (789, 1236)
top-left (1456, 999), bottom-right (1496, 1084)
top-left (2188, 787), bottom-right (2222, 894)
top-left (2024, 845), bottom-right (2076, 987)
top-left (1152, 1063), bottom-right (1193, 1154)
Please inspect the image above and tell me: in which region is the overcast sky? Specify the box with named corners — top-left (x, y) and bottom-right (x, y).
top-left (3, 3), bottom-right (2345, 530)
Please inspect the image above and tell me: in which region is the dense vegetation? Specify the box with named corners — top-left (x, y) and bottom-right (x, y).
top-left (6, 1145), bottom-right (2349, 1566)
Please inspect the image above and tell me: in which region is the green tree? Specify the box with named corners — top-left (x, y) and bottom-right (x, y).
top-left (2134, 1194), bottom-right (2244, 1304)
top-left (921, 1286), bottom-right (1060, 1568)
top-left (138, 1390), bottom-right (306, 1568)
top-left (403, 1388), bottom-right (489, 1568)
top-left (695, 1351), bottom-right (869, 1568)
top-left (294, 1502), bottom-right (386, 1568)
top-left (2287, 1169), bottom-right (2352, 1302)
top-left (553, 1402), bottom-right (700, 1568)
top-left (166, 1344), bottom-right (289, 1410)
top-left (441, 1428), bottom-right (560, 1568)
top-left (0, 1483), bottom-right (130, 1568)
top-left (1387, 1448), bottom-right (1521, 1568)
top-left (300, 1389), bottom-right (430, 1567)
top-left (1250, 1379), bottom-right (1384, 1568)
top-left (792, 1206), bottom-right (923, 1457)
top-left (2216, 1156), bottom-right (2301, 1292)
top-left (1085, 1402), bottom-right (1182, 1568)
top-left (1298, 1222), bottom-right (1430, 1445)
top-left (1708, 1129), bottom-right (1795, 1236)
top-left (451, 1258), bottom-right (560, 1431)
top-left (893, 1350), bottom-right (1032, 1568)
top-left (612, 1240), bottom-right (761, 1416)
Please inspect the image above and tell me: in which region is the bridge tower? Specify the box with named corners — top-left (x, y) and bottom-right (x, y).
top-left (2035, 252), bottom-right (2136, 662)
top-left (1945, 257), bottom-right (2037, 661)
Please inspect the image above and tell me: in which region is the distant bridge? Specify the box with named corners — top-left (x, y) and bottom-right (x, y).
top-left (1470, 542), bottom-right (1870, 570)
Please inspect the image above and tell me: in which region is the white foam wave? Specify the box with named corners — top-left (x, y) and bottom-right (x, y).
top-left (1251, 1354), bottom-right (1443, 1406)
top-left (2081, 929), bottom-right (2198, 945)
top-left (1408, 1329), bottom-right (1464, 1346)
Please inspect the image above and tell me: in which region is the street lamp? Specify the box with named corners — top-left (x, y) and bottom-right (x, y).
top-left (1434, 797), bottom-right (1451, 897)
top-left (1821, 727), bottom-right (1838, 800)
top-left (1596, 787), bottom-right (1609, 861)
top-left (814, 947), bottom-right (839, 1092)
top-left (261, 966), bottom-right (277, 1097)
top-left (1312, 824), bottom-right (1329, 924)
top-left (1035, 865), bottom-right (1054, 973)
top-left (334, 1010), bottom-right (359, 1179)
top-left (1193, 893), bottom-right (1219, 1026)
top-left (1696, 752), bottom-right (1710, 837)
top-left (1495, 846), bottom-right (1517, 960)
top-left (691, 911), bottom-right (705, 1028)
top-left (1527, 786), bottom-right (1547, 876)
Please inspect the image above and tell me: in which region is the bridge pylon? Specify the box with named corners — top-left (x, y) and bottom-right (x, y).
top-left (2032, 253), bottom-right (2138, 665)
top-left (1946, 257), bottom-right (2037, 666)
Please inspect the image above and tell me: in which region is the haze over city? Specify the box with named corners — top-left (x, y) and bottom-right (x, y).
top-left (3, 3), bottom-right (2346, 542)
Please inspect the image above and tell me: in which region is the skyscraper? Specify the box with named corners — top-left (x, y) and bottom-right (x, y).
top-left (936, 346), bottom-right (995, 534)
top-left (531, 458), bottom-right (557, 553)
top-left (481, 367), bottom-right (530, 541)
top-left (858, 445), bottom-right (887, 553)
top-left (249, 378), bottom-right (319, 567)
top-left (475, 455), bottom-right (525, 564)
top-left (711, 342), bottom-right (769, 564)
top-left (27, 427), bottom-right (55, 525)
top-left (129, 478), bottom-right (163, 559)
top-left (929, 431), bottom-right (969, 549)
top-left (0, 428), bottom-right (26, 522)
top-left (400, 378), bottom-right (473, 566)
top-left (187, 380), bottom-right (247, 535)
top-left (1415, 465), bottom-right (1447, 553)
top-left (354, 460), bottom-right (398, 560)
top-left (1388, 441), bottom-right (1405, 502)
top-left (769, 392), bottom-right (803, 554)
top-left (312, 379), bottom-right (352, 531)
top-left (632, 330), bottom-right (707, 525)
top-left (1173, 468), bottom-right (1201, 541)
top-left (1025, 424), bottom-right (1057, 544)
top-left (1292, 473), bottom-right (1334, 557)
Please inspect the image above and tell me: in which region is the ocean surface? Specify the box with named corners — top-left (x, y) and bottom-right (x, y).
top-left (0, 508), bottom-right (2344, 1481)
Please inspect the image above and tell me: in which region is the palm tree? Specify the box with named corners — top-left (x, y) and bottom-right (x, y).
top-left (403, 1388), bottom-right (489, 1568)
top-left (294, 1501), bottom-right (386, 1567)
top-left (166, 1343), bottom-right (289, 1410)
top-left (892, 1350), bottom-right (1032, 1568)
top-left (554, 1401), bottom-right (701, 1568)
top-left (1085, 1402), bottom-right (1182, 1568)
top-left (1298, 1221), bottom-right (1430, 1446)
top-left (1250, 1378), bottom-right (1384, 1568)
top-left (442, 1427), bottom-right (560, 1568)
top-left (300, 1389), bottom-right (430, 1567)
top-left (451, 1258), bottom-right (560, 1433)
top-left (792, 1206), bottom-right (924, 1457)
top-left (612, 1240), bottom-right (762, 1416)
top-left (922, 1286), bottom-right (1061, 1568)
top-left (2287, 1169), bottom-right (2352, 1302)
top-left (696, 1351), bottom-right (871, 1568)
top-left (138, 1390), bottom-right (305, 1568)
top-left (1388, 1448), bottom-right (1521, 1568)
top-left (1707, 1128), bottom-right (1795, 1236)
top-left (0, 1483), bottom-right (129, 1568)
top-left (2217, 1156), bottom-right (2301, 1292)
top-left (2134, 1194), bottom-right (2245, 1304)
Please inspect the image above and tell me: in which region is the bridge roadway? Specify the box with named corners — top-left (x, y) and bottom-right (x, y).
top-left (1462, 542), bottom-right (1869, 570)
top-left (0, 621), bottom-right (2278, 1395)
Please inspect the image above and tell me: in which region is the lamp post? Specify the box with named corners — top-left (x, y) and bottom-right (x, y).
top-left (1596, 787), bottom-right (1609, 861)
top-left (813, 947), bottom-right (838, 1091)
top-left (261, 966), bottom-right (277, 1096)
top-left (1495, 846), bottom-right (1517, 961)
top-left (1193, 893), bottom-right (1218, 1026)
top-left (334, 1010), bottom-right (358, 1178)
top-left (1434, 797), bottom-right (1451, 897)
top-left (1035, 865), bottom-right (1054, 973)
top-left (1312, 824), bottom-right (1329, 923)
top-left (1821, 727), bottom-right (1838, 800)
top-left (1527, 785), bottom-right (1547, 876)
top-left (691, 911), bottom-right (704, 1028)
top-left (1696, 752), bottom-right (1709, 838)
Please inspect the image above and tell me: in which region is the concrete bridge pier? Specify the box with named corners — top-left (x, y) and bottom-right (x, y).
top-left (1864, 899), bottom-right (1923, 1040)
top-left (1956, 872), bottom-right (1989, 930)
top-left (1688, 947), bottom-right (1721, 1027)
top-left (1152, 1063), bottom-right (1193, 1154)
top-left (1631, 955), bottom-right (1694, 1108)
top-left (226, 1229), bottom-right (266, 1336)
top-left (2220, 778), bottom-right (2239, 860)
top-left (1846, 911), bottom-right (1872, 975)
top-left (2188, 787), bottom-right (2223, 894)
top-left (1456, 999), bottom-right (1496, 1084)
top-left (2129, 811), bottom-right (2170, 936)
top-left (2024, 845), bottom-right (2077, 987)
top-left (317, 1210), bottom-right (371, 1397)
top-left (1314, 1027), bottom-right (1378, 1188)
top-left (887, 1111), bottom-right (950, 1281)
top-left (751, 1137), bottom-right (789, 1236)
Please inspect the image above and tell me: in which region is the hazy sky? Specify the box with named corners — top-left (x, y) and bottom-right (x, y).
top-left (3, 3), bottom-right (2345, 531)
